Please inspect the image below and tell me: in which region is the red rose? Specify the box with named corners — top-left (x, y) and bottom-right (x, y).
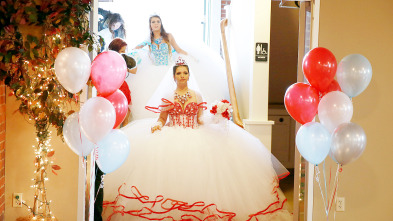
top-left (222, 110), bottom-right (230, 120)
top-left (221, 99), bottom-right (230, 104)
top-left (210, 105), bottom-right (217, 114)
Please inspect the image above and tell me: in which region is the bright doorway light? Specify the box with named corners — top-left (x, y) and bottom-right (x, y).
top-left (99, 0), bottom-right (205, 47)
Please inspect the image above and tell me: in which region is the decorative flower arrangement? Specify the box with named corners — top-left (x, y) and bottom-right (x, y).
top-left (210, 99), bottom-right (232, 120)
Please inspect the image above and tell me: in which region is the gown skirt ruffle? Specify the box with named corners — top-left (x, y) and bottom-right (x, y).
top-left (102, 118), bottom-right (292, 221)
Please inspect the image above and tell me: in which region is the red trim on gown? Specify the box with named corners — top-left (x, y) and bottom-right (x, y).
top-left (103, 178), bottom-right (288, 221)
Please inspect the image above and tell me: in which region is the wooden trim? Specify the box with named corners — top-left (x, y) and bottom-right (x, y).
top-left (293, 2), bottom-right (308, 220)
top-left (220, 18), bottom-right (244, 128)
top-left (305, 0), bottom-right (320, 220)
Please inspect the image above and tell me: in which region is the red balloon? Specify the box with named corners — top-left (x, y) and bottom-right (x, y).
top-left (302, 47), bottom-right (337, 92)
top-left (91, 51), bottom-right (127, 96)
top-left (320, 79), bottom-right (342, 97)
top-left (100, 90), bottom-right (128, 128)
top-left (284, 83), bottom-right (320, 125)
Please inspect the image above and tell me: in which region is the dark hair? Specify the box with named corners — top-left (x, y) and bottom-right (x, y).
top-left (173, 65), bottom-right (189, 76)
top-left (149, 15), bottom-right (171, 56)
top-left (107, 13), bottom-right (126, 39)
top-left (108, 38), bottom-right (127, 52)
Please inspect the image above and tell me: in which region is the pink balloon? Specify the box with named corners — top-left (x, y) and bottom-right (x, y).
top-left (91, 51), bottom-right (127, 96)
top-left (100, 90), bottom-right (128, 128)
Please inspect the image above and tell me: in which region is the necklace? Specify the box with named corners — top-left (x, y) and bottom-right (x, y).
top-left (174, 91), bottom-right (192, 104)
top-left (154, 37), bottom-right (163, 45)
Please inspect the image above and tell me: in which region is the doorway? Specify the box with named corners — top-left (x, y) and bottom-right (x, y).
top-left (81, 0), bottom-right (319, 220)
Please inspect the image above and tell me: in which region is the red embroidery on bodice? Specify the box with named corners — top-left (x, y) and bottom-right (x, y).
top-left (145, 98), bottom-right (207, 129)
top-left (168, 102), bottom-right (199, 128)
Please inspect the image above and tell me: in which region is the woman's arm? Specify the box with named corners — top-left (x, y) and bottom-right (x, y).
top-left (168, 33), bottom-right (188, 55)
top-left (134, 41), bottom-right (149, 49)
top-left (151, 111), bottom-right (169, 133)
top-left (197, 107), bottom-right (204, 125)
top-left (195, 91), bottom-right (204, 125)
top-left (134, 45), bottom-right (145, 49)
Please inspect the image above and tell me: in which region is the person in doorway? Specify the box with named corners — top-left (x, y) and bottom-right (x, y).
top-left (98, 13), bottom-right (126, 51)
top-left (134, 14), bottom-right (187, 66)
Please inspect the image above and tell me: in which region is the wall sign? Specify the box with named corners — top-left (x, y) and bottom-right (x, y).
top-left (255, 42), bottom-right (268, 62)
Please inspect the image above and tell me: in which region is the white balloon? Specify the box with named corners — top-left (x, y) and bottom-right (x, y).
top-left (63, 112), bottom-right (95, 156)
top-left (79, 97), bottom-right (116, 143)
top-left (336, 54), bottom-right (372, 97)
top-left (318, 91), bottom-right (353, 133)
top-left (96, 129), bottom-right (130, 174)
top-left (54, 47), bottom-right (91, 93)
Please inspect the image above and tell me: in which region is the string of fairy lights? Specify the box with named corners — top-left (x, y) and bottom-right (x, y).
top-left (13, 29), bottom-right (88, 221)
top-left (18, 35), bottom-right (64, 220)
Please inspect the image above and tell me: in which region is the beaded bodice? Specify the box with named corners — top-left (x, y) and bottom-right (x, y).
top-left (168, 102), bottom-right (200, 129)
top-left (145, 97), bottom-right (207, 129)
top-left (151, 38), bottom-right (170, 66)
top-left (137, 37), bottom-right (172, 66)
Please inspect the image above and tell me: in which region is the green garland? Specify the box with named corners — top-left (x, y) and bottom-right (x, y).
top-left (0, 0), bottom-right (99, 219)
top-left (1, 0), bottom-right (98, 138)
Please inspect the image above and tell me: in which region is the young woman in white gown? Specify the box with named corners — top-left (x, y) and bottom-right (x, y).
top-left (102, 59), bottom-right (292, 221)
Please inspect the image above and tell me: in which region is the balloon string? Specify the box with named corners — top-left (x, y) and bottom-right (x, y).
top-left (315, 165), bottom-right (328, 216)
top-left (78, 116), bottom-right (85, 157)
top-left (323, 161), bottom-right (328, 212)
top-left (333, 184), bottom-right (338, 221)
top-left (88, 150), bottom-right (98, 220)
top-left (95, 175), bottom-right (105, 204)
top-left (335, 166), bottom-right (343, 220)
top-left (327, 164), bottom-right (341, 214)
top-left (329, 163), bottom-right (332, 194)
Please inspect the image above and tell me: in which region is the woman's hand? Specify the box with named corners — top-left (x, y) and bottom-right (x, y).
top-left (151, 121), bottom-right (163, 133)
top-left (197, 117), bottom-right (204, 125)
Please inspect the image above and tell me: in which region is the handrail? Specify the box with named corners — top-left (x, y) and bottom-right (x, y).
top-left (220, 18), bottom-right (244, 128)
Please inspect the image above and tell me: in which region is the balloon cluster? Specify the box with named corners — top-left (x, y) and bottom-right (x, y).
top-left (285, 47), bottom-right (371, 166)
top-left (55, 47), bottom-right (131, 174)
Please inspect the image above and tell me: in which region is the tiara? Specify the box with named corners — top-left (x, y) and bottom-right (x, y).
top-left (175, 57), bottom-right (187, 66)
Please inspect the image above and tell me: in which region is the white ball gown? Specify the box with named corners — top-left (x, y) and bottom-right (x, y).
top-left (102, 91), bottom-right (292, 220)
top-left (102, 39), bottom-right (292, 220)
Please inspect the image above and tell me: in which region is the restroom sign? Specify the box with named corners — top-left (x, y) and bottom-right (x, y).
top-left (255, 43), bottom-right (268, 61)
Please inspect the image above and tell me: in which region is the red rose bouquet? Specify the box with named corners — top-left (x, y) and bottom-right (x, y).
top-left (210, 99), bottom-right (232, 120)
